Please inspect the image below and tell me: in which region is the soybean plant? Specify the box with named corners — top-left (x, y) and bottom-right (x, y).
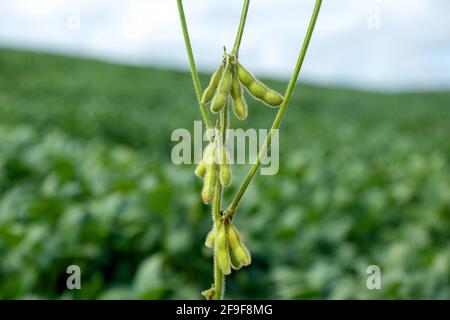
top-left (177, 0), bottom-right (322, 300)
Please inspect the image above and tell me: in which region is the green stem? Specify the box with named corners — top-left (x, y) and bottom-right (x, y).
top-left (176, 0), bottom-right (212, 129)
top-left (211, 176), bottom-right (223, 300)
top-left (210, 5), bottom-right (246, 298)
top-left (211, 103), bottom-right (228, 300)
top-left (227, 0), bottom-right (323, 217)
top-left (232, 0), bottom-right (250, 57)
top-left (213, 252), bottom-right (224, 299)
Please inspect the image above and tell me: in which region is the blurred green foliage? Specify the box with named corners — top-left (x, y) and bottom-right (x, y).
top-left (0, 49), bottom-right (449, 299)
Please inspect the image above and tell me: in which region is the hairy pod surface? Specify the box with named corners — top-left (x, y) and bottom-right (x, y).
top-left (201, 63), bottom-right (224, 105)
top-left (230, 70), bottom-right (248, 120)
top-left (248, 82), bottom-right (266, 100)
top-left (211, 62), bottom-right (233, 113)
top-left (229, 248), bottom-right (243, 270)
top-left (205, 225), bottom-right (216, 248)
top-left (263, 91), bottom-right (283, 106)
top-left (236, 62), bottom-right (253, 87)
top-left (201, 163), bottom-right (216, 204)
top-left (200, 142), bottom-right (217, 204)
top-left (210, 93), bottom-right (227, 113)
top-left (220, 163), bottom-right (231, 187)
top-left (215, 223), bottom-right (231, 275)
top-left (236, 62), bottom-right (284, 107)
top-left (195, 160), bottom-right (206, 178)
top-left (227, 223), bottom-right (251, 267)
top-left (226, 223), bottom-right (243, 270)
top-left (202, 142), bottom-right (216, 165)
top-left (234, 242), bottom-right (251, 267)
top-left (219, 146), bottom-right (231, 186)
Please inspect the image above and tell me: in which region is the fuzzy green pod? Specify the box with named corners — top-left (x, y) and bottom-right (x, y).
top-left (205, 225), bottom-right (216, 248)
top-left (201, 63), bottom-right (224, 105)
top-left (229, 249), bottom-right (243, 270)
top-left (195, 160), bottom-right (206, 178)
top-left (227, 223), bottom-right (251, 267)
top-left (202, 142), bottom-right (215, 165)
top-left (219, 147), bottom-right (231, 187)
top-left (215, 223), bottom-right (231, 275)
top-left (227, 224), bottom-right (243, 270)
top-left (211, 62), bottom-right (233, 113)
top-left (236, 62), bottom-right (284, 107)
top-left (201, 143), bottom-right (216, 204)
top-left (248, 82), bottom-right (266, 100)
top-left (236, 62), bottom-right (254, 87)
top-left (263, 91), bottom-right (283, 107)
top-left (210, 93), bottom-right (228, 113)
top-left (220, 163), bottom-right (231, 187)
top-left (201, 163), bottom-right (216, 204)
top-left (230, 71), bottom-right (248, 120)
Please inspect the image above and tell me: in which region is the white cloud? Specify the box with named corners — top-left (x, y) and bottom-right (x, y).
top-left (0, 0), bottom-right (449, 91)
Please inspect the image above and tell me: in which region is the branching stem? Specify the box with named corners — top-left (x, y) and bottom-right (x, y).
top-left (177, 0), bottom-right (322, 300)
top-left (211, 104), bottom-right (228, 300)
top-left (211, 174), bottom-right (223, 299)
top-left (212, 0), bottom-right (250, 299)
top-left (226, 0), bottom-right (323, 217)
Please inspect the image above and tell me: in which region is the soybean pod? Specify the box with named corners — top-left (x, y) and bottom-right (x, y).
top-left (236, 62), bottom-right (284, 107)
top-left (201, 163), bottom-right (216, 204)
top-left (214, 222), bottom-right (231, 275)
top-left (219, 146), bottom-right (231, 187)
top-left (230, 69), bottom-right (248, 120)
top-left (201, 143), bottom-right (216, 204)
top-left (201, 63), bottom-right (224, 105)
top-left (211, 61), bottom-right (233, 113)
top-left (227, 223), bottom-right (251, 267)
top-left (205, 225), bottom-right (216, 248)
top-left (226, 223), bottom-right (243, 270)
top-left (195, 160), bottom-right (206, 178)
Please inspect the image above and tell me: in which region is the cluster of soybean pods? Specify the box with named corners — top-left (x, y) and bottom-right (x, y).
top-left (195, 52), bottom-right (284, 297)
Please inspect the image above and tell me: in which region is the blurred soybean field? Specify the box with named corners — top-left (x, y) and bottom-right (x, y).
top-left (0, 48), bottom-right (449, 299)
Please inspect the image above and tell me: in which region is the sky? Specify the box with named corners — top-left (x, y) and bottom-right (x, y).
top-left (0, 0), bottom-right (449, 91)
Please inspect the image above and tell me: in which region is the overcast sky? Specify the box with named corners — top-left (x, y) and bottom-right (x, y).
top-left (0, 0), bottom-right (449, 91)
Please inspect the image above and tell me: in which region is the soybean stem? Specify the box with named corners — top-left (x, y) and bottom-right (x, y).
top-left (211, 175), bottom-right (223, 299)
top-left (176, 0), bottom-right (212, 129)
top-left (213, 246), bottom-right (224, 300)
top-left (211, 103), bottom-right (229, 300)
top-left (232, 0), bottom-right (250, 57)
top-left (227, 0), bottom-right (323, 217)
